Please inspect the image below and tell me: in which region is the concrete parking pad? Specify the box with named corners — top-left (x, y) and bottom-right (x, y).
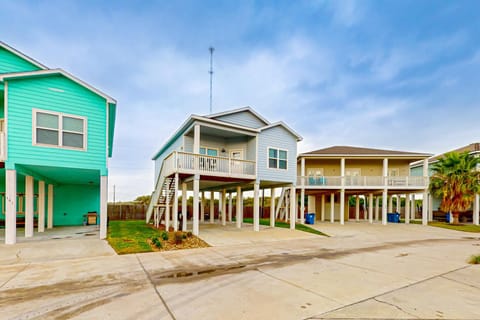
top-left (1, 222), bottom-right (480, 319)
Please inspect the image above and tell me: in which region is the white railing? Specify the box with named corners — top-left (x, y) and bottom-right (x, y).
top-left (163, 151), bottom-right (256, 177)
top-left (0, 132), bottom-right (5, 160)
top-left (297, 175), bottom-right (428, 188)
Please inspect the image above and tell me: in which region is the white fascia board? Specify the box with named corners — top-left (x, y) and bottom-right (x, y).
top-left (191, 115), bottom-right (260, 133)
top-left (0, 41), bottom-right (48, 70)
top-left (204, 106), bottom-right (270, 125)
top-left (0, 69), bottom-right (116, 104)
top-left (260, 121), bottom-right (303, 141)
top-left (298, 153), bottom-right (432, 159)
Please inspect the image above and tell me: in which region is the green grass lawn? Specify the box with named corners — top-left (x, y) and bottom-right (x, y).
top-left (428, 221), bottom-right (480, 233)
top-left (242, 218), bottom-right (328, 236)
top-left (108, 220), bottom-right (163, 254)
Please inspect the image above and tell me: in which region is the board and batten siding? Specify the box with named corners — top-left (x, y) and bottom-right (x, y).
top-left (6, 75), bottom-right (108, 172)
top-left (0, 47), bottom-right (42, 74)
top-left (257, 126), bottom-right (297, 184)
top-left (212, 110), bottom-right (267, 129)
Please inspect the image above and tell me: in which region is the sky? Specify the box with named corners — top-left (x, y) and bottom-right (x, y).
top-left (1, 0), bottom-right (479, 201)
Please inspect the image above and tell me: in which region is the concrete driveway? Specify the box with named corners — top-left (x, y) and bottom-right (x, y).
top-left (1, 222), bottom-right (479, 319)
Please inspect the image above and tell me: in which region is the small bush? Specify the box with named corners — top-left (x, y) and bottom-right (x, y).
top-left (182, 234), bottom-right (187, 239)
top-left (151, 237), bottom-right (162, 248)
top-left (186, 231), bottom-right (193, 237)
top-left (469, 255), bottom-right (480, 264)
top-left (161, 231), bottom-right (169, 241)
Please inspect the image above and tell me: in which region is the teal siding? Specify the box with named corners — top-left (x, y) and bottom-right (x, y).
top-left (257, 126), bottom-right (297, 184)
top-left (6, 75), bottom-right (107, 171)
top-left (0, 47), bottom-right (42, 74)
top-left (54, 184), bottom-right (99, 226)
top-left (213, 111), bottom-right (267, 129)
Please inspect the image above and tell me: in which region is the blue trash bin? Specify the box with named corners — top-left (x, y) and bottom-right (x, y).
top-left (445, 213), bottom-right (450, 223)
top-left (387, 213), bottom-right (400, 223)
top-left (305, 213), bottom-right (315, 224)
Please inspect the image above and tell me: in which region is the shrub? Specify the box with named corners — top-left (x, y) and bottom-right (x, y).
top-left (151, 237), bottom-right (162, 248)
top-left (186, 231), bottom-right (193, 237)
top-left (469, 254), bottom-right (480, 264)
top-left (161, 231), bottom-right (169, 241)
top-left (175, 231), bottom-right (183, 245)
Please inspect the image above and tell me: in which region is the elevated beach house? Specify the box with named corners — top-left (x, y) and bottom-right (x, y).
top-left (410, 142), bottom-right (480, 224)
top-left (297, 146), bottom-right (432, 225)
top-left (147, 107), bottom-right (302, 235)
top-left (0, 42), bottom-right (117, 244)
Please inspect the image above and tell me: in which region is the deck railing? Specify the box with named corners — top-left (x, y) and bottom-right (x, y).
top-left (0, 132), bottom-right (5, 161)
top-left (297, 175), bottom-right (428, 188)
top-left (163, 151), bottom-right (256, 178)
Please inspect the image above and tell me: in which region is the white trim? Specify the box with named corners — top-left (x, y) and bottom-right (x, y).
top-left (192, 116), bottom-right (260, 133)
top-left (0, 69), bottom-right (116, 104)
top-left (106, 101), bottom-right (109, 164)
top-left (4, 81), bottom-right (8, 161)
top-left (205, 106), bottom-right (270, 126)
top-left (0, 41), bottom-right (48, 70)
top-left (268, 146), bottom-right (288, 170)
top-left (32, 108), bottom-right (87, 151)
top-left (199, 146), bottom-right (219, 156)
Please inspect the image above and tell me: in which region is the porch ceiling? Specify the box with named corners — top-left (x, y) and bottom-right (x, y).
top-left (14, 164), bottom-right (101, 185)
top-left (186, 125), bottom-right (255, 138)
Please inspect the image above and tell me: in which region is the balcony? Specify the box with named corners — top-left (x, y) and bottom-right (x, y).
top-left (297, 175), bottom-right (428, 189)
top-left (163, 151), bottom-right (256, 179)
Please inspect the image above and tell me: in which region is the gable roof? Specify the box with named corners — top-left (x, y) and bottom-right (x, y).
top-left (410, 142), bottom-right (480, 168)
top-left (0, 41), bottom-right (48, 70)
top-left (205, 106), bottom-right (270, 126)
top-left (261, 121), bottom-right (303, 141)
top-left (0, 68), bottom-right (116, 104)
top-left (300, 145), bottom-right (431, 158)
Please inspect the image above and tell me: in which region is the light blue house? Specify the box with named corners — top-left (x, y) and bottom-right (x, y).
top-left (147, 107), bottom-right (302, 235)
top-left (0, 42), bottom-right (117, 244)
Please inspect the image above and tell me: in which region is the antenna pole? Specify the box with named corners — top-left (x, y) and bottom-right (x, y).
top-left (209, 46), bottom-right (215, 114)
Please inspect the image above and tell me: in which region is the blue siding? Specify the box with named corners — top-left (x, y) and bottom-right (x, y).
top-left (212, 110), bottom-right (267, 129)
top-left (257, 126), bottom-right (297, 184)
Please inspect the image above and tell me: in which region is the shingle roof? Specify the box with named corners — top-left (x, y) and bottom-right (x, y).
top-left (300, 145), bottom-right (431, 157)
top-left (429, 142), bottom-right (480, 162)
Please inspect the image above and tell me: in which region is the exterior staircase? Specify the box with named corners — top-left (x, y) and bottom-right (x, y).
top-left (146, 163), bottom-right (176, 226)
top-left (275, 187), bottom-right (291, 221)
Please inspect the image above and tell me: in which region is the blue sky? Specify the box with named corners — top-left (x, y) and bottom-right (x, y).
top-left (1, 0), bottom-right (479, 201)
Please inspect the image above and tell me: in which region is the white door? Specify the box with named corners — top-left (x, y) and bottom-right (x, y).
top-left (230, 150), bottom-right (244, 174)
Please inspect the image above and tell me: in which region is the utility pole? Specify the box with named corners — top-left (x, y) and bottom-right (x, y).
top-left (209, 46), bottom-right (215, 114)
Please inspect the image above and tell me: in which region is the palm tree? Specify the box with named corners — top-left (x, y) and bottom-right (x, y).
top-left (429, 151), bottom-right (480, 224)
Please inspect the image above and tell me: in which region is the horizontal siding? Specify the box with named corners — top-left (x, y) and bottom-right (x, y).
top-left (0, 47), bottom-right (42, 74)
top-left (6, 75), bottom-right (107, 170)
top-left (213, 111), bottom-right (266, 129)
top-left (154, 138), bottom-right (183, 180)
top-left (257, 126), bottom-right (298, 184)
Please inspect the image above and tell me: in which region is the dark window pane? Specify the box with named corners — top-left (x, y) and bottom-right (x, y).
top-left (269, 158), bottom-right (277, 168)
top-left (279, 160), bottom-right (287, 169)
top-left (37, 128), bottom-right (58, 145)
top-left (63, 132), bottom-right (83, 148)
top-left (269, 148), bottom-right (277, 158)
top-left (37, 113), bottom-right (58, 129)
top-left (63, 117), bottom-right (84, 133)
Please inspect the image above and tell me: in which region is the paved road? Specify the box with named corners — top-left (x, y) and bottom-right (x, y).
top-left (1, 223), bottom-right (479, 319)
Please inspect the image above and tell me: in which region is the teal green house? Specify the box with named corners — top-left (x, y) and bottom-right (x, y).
top-left (0, 42), bottom-right (116, 244)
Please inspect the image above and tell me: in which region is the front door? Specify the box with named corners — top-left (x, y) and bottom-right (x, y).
top-left (230, 150), bottom-right (244, 174)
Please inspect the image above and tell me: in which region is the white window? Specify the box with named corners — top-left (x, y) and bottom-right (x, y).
top-left (199, 147), bottom-right (218, 157)
top-left (268, 147), bottom-right (287, 170)
top-left (33, 109), bottom-right (86, 150)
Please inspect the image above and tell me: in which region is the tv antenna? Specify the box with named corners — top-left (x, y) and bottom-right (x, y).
top-left (209, 46), bottom-right (215, 114)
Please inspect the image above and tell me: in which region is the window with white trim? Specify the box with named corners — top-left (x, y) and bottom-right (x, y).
top-left (199, 147), bottom-right (218, 157)
top-left (268, 148), bottom-right (287, 169)
top-left (34, 110), bottom-right (86, 150)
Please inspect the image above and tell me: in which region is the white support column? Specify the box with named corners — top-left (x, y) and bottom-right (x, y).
top-left (382, 190), bottom-right (388, 225)
top-left (330, 193), bottom-right (335, 223)
top-left (321, 194), bottom-right (325, 221)
top-left (405, 194), bottom-right (410, 224)
top-left (193, 124), bottom-right (200, 154)
top-left (201, 192), bottom-right (205, 222)
top-left (38, 181), bottom-right (45, 232)
top-left (388, 196), bottom-right (393, 213)
top-left (396, 195), bottom-right (401, 213)
top-left (355, 195), bottom-right (360, 221)
top-left (340, 190), bottom-right (345, 225)
top-left (422, 192), bottom-right (429, 225)
top-left (228, 192), bottom-right (233, 222)
top-left (193, 176), bottom-right (200, 236)
top-left (253, 182), bottom-right (260, 231)
top-left (100, 176), bottom-right (108, 239)
top-left (210, 191), bottom-right (214, 223)
top-left (221, 189), bottom-right (227, 226)
top-left (5, 170), bottom-right (17, 245)
top-left (25, 175), bottom-right (34, 238)
top-left (368, 193), bottom-right (373, 224)
top-left (411, 194), bottom-right (416, 220)
top-left (165, 184), bottom-right (170, 231)
top-left (47, 184), bottom-right (54, 229)
top-left (270, 188), bottom-right (275, 227)
top-left (182, 182), bottom-right (187, 231)
top-left (289, 185), bottom-right (296, 230)
top-left (473, 194), bottom-right (479, 226)
top-left (300, 158), bottom-right (305, 223)
top-left (375, 196), bottom-right (379, 221)
top-left (236, 186), bottom-right (242, 229)
top-left (173, 173), bottom-right (179, 231)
